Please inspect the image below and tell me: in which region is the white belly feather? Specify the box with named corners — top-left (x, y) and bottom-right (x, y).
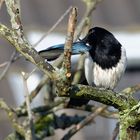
top-left (84, 46), bottom-right (127, 89)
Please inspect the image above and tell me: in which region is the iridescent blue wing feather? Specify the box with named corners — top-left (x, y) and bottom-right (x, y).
top-left (39, 42), bottom-right (90, 61)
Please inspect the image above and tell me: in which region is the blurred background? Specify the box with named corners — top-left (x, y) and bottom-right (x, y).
top-left (0, 0), bottom-right (140, 139)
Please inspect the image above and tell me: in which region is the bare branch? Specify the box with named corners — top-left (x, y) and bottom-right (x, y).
top-left (0, 0), bottom-right (4, 10)
top-left (3, 0), bottom-right (55, 78)
top-left (33, 6), bottom-right (72, 47)
top-left (63, 8), bottom-right (77, 78)
top-left (111, 122), bottom-right (119, 140)
top-left (0, 51), bottom-right (17, 80)
top-left (62, 105), bottom-right (107, 140)
top-left (69, 105), bottom-right (119, 119)
top-left (74, 0), bottom-right (103, 40)
top-left (5, 0), bottom-right (23, 34)
top-left (55, 8), bottom-right (77, 95)
top-left (0, 62), bottom-right (8, 68)
top-left (0, 98), bottom-right (26, 136)
top-left (18, 76), bottom-right (48, 111)
top-left (0, 24), bottom-right (55, 78)
top-left (17, 98), bottom-right (66, 117)
top-left (22, 72), bottom-right (35, 140)
top-left (122, 84), bottom-right (140, 95)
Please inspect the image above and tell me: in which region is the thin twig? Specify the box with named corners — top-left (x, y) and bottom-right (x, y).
top-left (68, 105), bottom-right (119, 119)
top-left (22, 72), bottom-right (33, 122)
top-left (111, 122), bottom-right (119, 140)
top-left (74, 0), bottom-right (103, 41)
top-left (18, 76), bottom-right (48, 111)
top-left (0, 22), bottom-right (54, 78)
top-left (0, 51), bottom-right (17, 80)
top-left (0, 61), bottom-right (8, 68)
top-left (52, 54), bottom-right (64, 67)
top-left (5, 0), bottom-right (23, 34)
top-left (17, 98), bottom-right (67, 117)
top-left (0, 98), bottom-right (26, 136)
top-left (22, 67), bottom-right (38, 83)
top-left (0, 0), bottom-right (4, 9)
top-left (28, 76), bottom-right (47, 102)
top-left (62, 105), bottom-right (107, 140)
top-left (33, 6), bottom-right (72, 47)
top-left (3, 0), bottom-right (55, 78)
top-left (55, 8), bottom-right (77, 96)
top-left (63, 7), bottom-right (77, 79)
top-left (122, 84), bottom-right (140, 95)
top-left (22, 72), bottom-right (35, 140)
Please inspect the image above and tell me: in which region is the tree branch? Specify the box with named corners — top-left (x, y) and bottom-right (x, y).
top-left (0, 98), bottom-right (26, 136)
top-left (111, 122), bottom-right (119, 140)
top-left (0, 0), bottom-right (4, 10)
top-left (63, 8), bottom-right (77, 79)
top-left (3, 0), bottom-right (55, 78)
top-left (62, 105), bottom-right (107, 140)
top-left (56, 8), bottom-right (77, 95)
top-left (122, 84), bottom-right (140, 95)
top-left (0, 24), bottom-right (55, 78)
top-left (0, 51), bottom-right (17, 80)
top-left (59, 84), bottom-right (138, 111)
top-left (74, 0), bottom-right (103, 40)
top-left (33, 6), bottom-right (72, 47)
top-left (22, 72), bottom-right (35, 140)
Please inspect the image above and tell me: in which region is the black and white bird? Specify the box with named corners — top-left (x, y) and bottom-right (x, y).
top-left (39, 27), bottom-right (127, 106)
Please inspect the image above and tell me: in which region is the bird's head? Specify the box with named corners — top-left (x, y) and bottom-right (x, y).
top-left (81, 27), bottom-right (122, 69)
top-left (82, 27), bottom-right (115, 48)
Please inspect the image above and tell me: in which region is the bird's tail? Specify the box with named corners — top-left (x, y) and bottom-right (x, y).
top-left (39, 44), bottom-right (65, 61)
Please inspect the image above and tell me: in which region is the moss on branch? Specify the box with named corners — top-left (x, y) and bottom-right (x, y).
top-left (58, 84), bottom-right (138, 111)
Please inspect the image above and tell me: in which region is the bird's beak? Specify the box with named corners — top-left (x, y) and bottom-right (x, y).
top-left (39, 42), bottom-right (91, 61)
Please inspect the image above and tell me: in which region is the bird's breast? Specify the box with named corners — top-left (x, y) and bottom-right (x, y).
top-left (85, 46), bottom-right (127, 89)
top-left (93, 63), bottom-right (121, 89)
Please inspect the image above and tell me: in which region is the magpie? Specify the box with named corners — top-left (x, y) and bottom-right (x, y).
top-left (39, 27), bottom-right (127, 106)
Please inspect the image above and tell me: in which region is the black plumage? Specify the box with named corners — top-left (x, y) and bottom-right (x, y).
top-left (83, 27), bottom-right (122, 69)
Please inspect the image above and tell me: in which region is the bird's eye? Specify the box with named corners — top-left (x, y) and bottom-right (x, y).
top-left (89, 29), bottom-right (94, 34)
top-left (86, 43), bottom-right (90, 47)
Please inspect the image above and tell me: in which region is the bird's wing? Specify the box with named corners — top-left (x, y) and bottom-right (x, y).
top-left (39, 42), bottom-right (91, 61)
top-left (84, 53), bottom-right (94, 86)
